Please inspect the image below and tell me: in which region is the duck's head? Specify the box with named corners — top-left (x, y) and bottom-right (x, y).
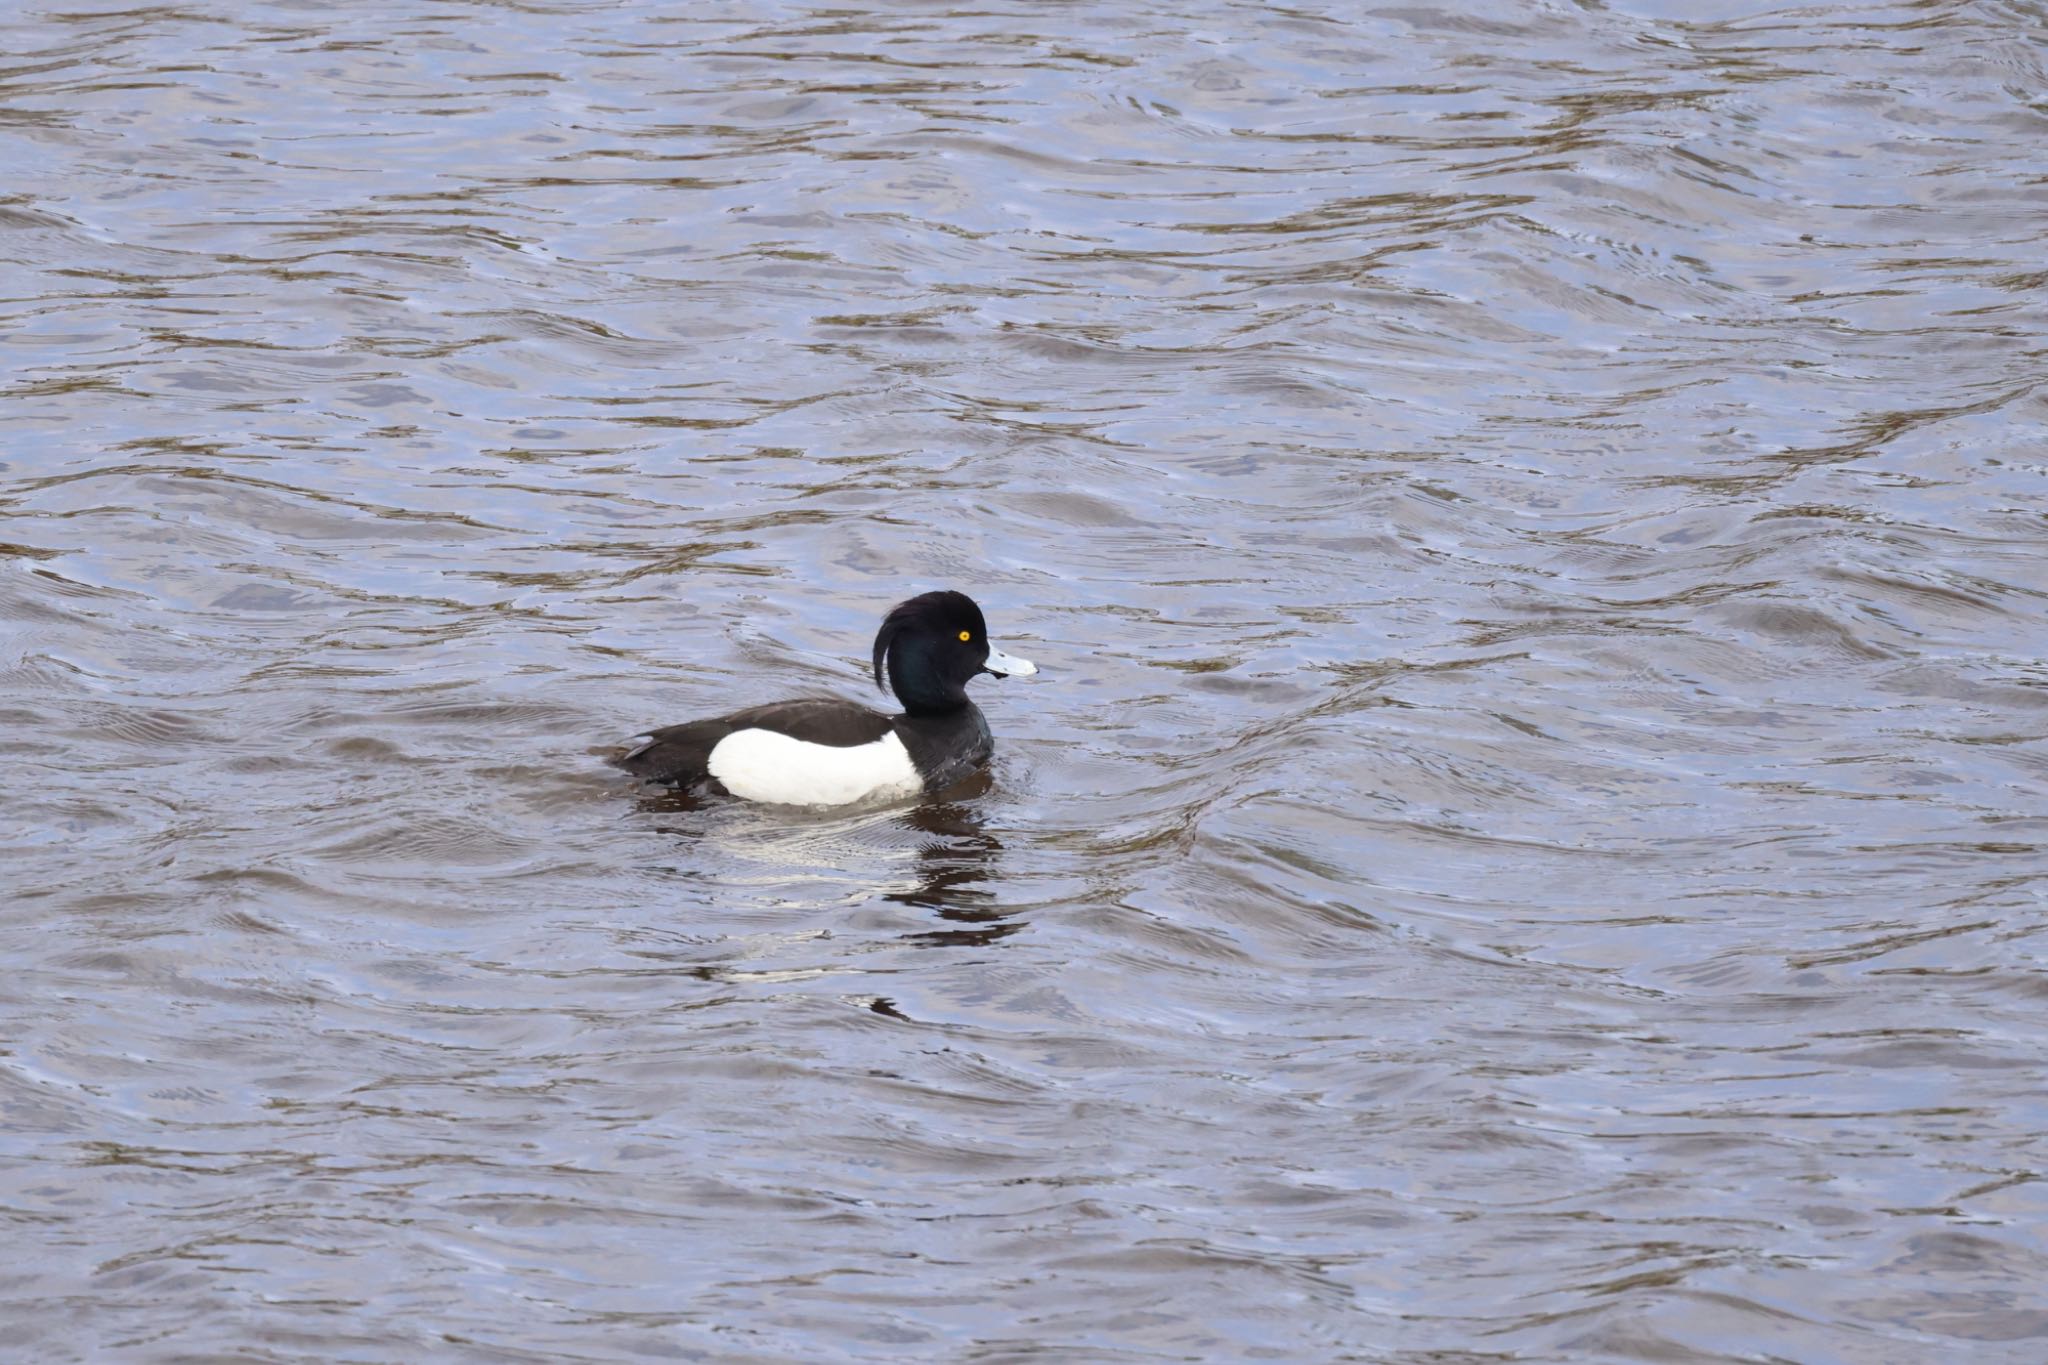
top-left (872, 590), bottom-right (1036, 715)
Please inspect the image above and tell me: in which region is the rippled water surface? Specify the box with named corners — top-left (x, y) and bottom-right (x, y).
top-left (6, 1), bottom-right (2048, 1359)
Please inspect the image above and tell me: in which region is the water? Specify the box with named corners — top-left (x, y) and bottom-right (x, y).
top-left (5, 0), bottom-right (2048, 1359)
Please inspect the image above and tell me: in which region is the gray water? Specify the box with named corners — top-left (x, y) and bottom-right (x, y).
top-left (5, 1), bottom-right (2048, 1360)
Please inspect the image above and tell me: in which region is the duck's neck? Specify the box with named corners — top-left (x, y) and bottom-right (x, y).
top-left (888, 645), bottom-right (970, 716)
top-left (894, 680), bottom-right (971, 717)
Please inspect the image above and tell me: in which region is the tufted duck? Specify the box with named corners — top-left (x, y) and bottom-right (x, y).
top-left (611, 590), bottom-right (1036, 805)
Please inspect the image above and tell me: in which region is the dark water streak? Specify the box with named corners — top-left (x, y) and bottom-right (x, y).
top-left (4, 0), bottom-right (2048, 1360)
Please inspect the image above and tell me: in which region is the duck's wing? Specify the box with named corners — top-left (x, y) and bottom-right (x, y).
top-left (610, 696), bottom-right (894, 786)
top-left (609, 716), bottom-right (732, 785)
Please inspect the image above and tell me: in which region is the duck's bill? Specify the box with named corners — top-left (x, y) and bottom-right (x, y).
top-left (983, 646), bottom-right (1037, 678)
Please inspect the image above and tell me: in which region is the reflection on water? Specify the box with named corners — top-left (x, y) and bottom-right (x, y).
top-left (5, 0), bottom-right (2048, 1358)
top-left (634, 775), bottom-right (1018, 948)
top-left (888, 793), bottom-right (1022, 949)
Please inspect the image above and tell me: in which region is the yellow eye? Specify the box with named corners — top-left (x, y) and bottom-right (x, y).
top-left (958, 630), bottom-right (972, 642)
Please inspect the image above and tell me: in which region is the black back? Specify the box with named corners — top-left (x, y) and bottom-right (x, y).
top-left (611, 697), bottom-right (893, 787)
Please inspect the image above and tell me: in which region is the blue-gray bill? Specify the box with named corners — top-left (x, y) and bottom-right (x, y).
top-left (984, 646), bottom-right (1036, 677)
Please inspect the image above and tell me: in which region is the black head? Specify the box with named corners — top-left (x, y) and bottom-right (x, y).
top-left (871, 590), bottom-right (1034, 715)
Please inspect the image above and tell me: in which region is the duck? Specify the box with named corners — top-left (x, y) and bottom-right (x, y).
top-left (611, 590), bottom-right (1037, 805)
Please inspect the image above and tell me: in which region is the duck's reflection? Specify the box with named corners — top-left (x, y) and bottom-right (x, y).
top-left (630, 770), bottom-right (1020, 948)
top-left (886, 775), bottom-right (1022, 948)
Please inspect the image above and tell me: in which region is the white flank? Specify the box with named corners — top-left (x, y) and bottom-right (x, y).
top-left (707, 728), bottom-right (922, 806)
